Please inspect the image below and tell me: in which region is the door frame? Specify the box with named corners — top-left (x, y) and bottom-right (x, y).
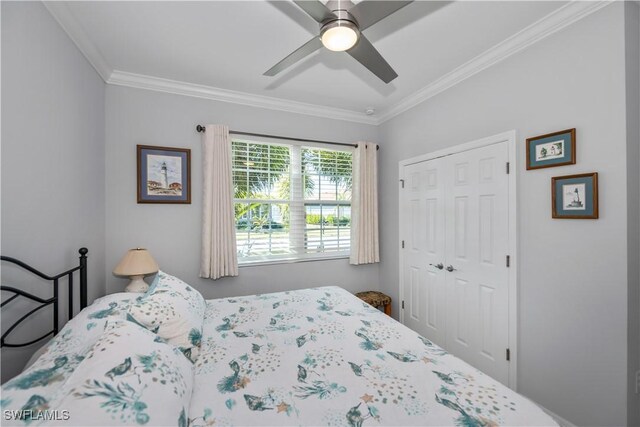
top-left (398, 130), bottom-right (518, 390)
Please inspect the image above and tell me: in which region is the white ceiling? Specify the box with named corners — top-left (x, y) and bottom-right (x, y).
top-left (55, 1), bottom-right (580, 120)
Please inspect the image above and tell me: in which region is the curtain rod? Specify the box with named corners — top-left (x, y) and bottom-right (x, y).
top-left (195, 125), bottom-right (378, 150)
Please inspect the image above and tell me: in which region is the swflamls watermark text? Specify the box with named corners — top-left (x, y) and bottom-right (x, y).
top-left (3, 409), bottom-right (70, 421)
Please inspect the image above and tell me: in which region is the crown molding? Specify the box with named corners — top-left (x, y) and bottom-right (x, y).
top-left (43, 1), bottom-right (112, 82)
top-left (107, 70), bottom-right (378, 125)
top-left (42, 0), bottom-right (376, 124)
top-left (376, 0), bottom-right (614, 124)
top-left (43, 0), bottom-right (613, 126)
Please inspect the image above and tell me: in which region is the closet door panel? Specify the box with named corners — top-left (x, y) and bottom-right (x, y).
top-left (444, 142), bottom-right (510, 385)
top-left (401, 159), bottom-right (446, 347)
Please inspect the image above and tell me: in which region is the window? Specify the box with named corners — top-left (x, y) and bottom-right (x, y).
top-left (232, 139), bottom-right (352, 264)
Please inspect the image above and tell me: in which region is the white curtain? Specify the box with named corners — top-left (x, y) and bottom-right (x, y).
top-left (200, 124), bottom-right (238, 279)
top-left (350, 142), bottom-right (379, 265)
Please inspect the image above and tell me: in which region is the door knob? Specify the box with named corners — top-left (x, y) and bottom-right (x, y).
top-left (446, 265), bottom-right (456, 272)
top-left (430, 263), bottom-right (444, 270)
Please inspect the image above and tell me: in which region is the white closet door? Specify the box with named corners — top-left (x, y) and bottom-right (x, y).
top-left (400, 140), bottom-right (511, 385)
top-left (401, 158), bottom-right (446, 347)
top-left (444, 141), bottom-right (510, 384)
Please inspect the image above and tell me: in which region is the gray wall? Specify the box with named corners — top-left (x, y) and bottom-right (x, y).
top-left (2, 2), bottom-right (639, 423)
top-left (1, 2), bottom-right (106, 381)
top-left (104, 85), bottom-right (380, 299)
top-left (378, 4), bottom-right (629, 426)
top-left (626, 2), bottom-right (640, 426)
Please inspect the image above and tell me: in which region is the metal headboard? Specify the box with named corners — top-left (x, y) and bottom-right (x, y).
top-left (0, 248), bottom-right (88, 348)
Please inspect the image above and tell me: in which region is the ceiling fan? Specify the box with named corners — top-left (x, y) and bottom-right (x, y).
top-left (264, 0), bottom-right (413, 84)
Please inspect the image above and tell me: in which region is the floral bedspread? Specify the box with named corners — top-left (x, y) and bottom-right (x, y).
top-left (190, 286), bottom-right (556, 426)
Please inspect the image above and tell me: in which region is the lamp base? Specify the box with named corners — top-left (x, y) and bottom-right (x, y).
top-left (125, 275), bottom-right (149, 293)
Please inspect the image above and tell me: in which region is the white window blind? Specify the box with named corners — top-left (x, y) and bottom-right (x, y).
top-left (232, 139), bottom-right (353, 264)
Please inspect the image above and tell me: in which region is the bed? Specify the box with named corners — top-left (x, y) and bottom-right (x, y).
top-left (1, 255), bottom-right (557, 426)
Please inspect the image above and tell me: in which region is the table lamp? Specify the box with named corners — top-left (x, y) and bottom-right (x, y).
top-left (113, 248), bottom-right (159, 292)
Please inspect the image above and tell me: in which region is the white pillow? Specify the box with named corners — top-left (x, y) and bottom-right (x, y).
top-left (1, 353), bottom-right (78, 427)
top-left (127, 271), bottom-right (205, 362)
top-left (48, 319), bottom-right (194, 426)
top-left (2, 294), bottom-right (135, 426)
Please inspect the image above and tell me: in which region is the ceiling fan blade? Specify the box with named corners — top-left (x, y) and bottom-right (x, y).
top-left (293, 0), bottom-right (336, 23)
top-left (347, 35), bottom-right (397, 83)
top-left (263, 37), bottom-right (323, 76)
top-left (348, 1), bottom-right (413, 31)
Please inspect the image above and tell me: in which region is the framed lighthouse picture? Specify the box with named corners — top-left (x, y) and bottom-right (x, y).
top-left (137, 145), bottom-right (191, 204)
top-left (552, 172), bottom-right (598, 219)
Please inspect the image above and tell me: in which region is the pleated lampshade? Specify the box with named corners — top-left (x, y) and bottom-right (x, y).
top-left (113, 248), bottom-right (158, 277)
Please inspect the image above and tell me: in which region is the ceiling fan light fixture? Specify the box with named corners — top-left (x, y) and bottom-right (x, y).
top-left (320, 20), bottom-right (359, 52)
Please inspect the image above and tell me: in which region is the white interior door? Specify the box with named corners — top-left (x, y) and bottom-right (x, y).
top-left (400, 158), bottom-right (446, 347)
top-left (400, 140), bottom-right (511, 385)
top-left (444, 141), bottom-right (510, 384)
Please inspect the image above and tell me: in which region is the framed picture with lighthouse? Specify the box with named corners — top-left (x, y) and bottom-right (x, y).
top-left (137, 145), bottom-right (191, 204)
top-left (552, 172), bottom-right (598, 219)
